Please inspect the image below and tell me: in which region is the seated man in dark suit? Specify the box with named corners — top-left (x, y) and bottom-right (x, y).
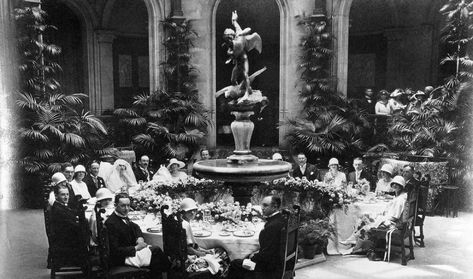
top-left (228, 196), bottom-right (285, 279)
top-left (292, 153), bottom-right (319, 181)
top-left (133, 155), bottom-right (155, 183)
top-left (348, 157), bottom-right (373, 190)
top-left (50, 184), bottom-right (85, 249)
top-left (83, 161), bottom-right (106, 197)
top-left (402, 164), bottom-right (420, 198)
top-left (105, 193), bottom-right (171, 278)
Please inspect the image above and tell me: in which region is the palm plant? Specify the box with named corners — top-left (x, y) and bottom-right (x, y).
top-left (15, 4), bottom-right (109, 177)
top-left (286, 14), bottom-right (368, 158)
top-left (440, 0), bottom-right (473, 89)
top-left (114, 18), bottom-right (210, 161)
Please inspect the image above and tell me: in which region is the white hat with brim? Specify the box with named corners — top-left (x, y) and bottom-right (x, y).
top-left (414, 91), bottom-right (426, 97)
top-left (390, 90), bottom-right (403, 98)
top-left (380, 164), bottom-right (394, 175)
top-left (96, 188), bottom-right (114, 202)
top-left (328, 158), bottom-right (339, 167)
top-left (272, 153), bottom-right (283, 160)
top-left (167, 158), bottom-right (185, 169)
top-left (51, 172), bottom-right (67, 186)
top-left (180, 198), bottom-right (198, 212)
top-left (390, 175), bottom-right (406, 188)
top-left (74, 165), bottom-right (86, 173)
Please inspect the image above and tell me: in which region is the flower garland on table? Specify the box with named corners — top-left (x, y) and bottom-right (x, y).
top-left (143, 177), bottom-right (229, 201)
top-left (262, 177), bottom-right (352, 214)
top-left (130, 189), bottom-right (181, 213)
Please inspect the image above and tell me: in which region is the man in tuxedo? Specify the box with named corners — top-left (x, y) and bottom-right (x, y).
top-left (133, 155), bottom-right (154, 183)
top-left (252, 97), bottom-right (275, 147)
top-left (292, 153), bottom-right (319, 181)
top-left (50, 184), bottom-right (86, 249)
top-left (105, 193), bottom-right (171, 278)
top-left (359, 88), bottom-right (376, 114)
top-left (61, 162), bottom-right (75, 183)
top-left (83, 161), bottom-right (106, 197)
top-left (348, 157), bottom-right (373, 190)
top-left (228, 196), bottom-right (285, 278)
top-left (403, 165), bottom-right (419, 198)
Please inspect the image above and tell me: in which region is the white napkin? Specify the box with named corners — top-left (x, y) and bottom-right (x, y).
top-left (242, 259), bottom-right (256, 271)
top-left (125, 246), bottom-right (152, 267)
top-left (203, 254), bottom-right (221, 275)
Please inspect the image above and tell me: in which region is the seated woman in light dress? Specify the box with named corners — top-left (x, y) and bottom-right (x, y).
top-left (375, 164), bottom-right (394, 195)
top-left (323, 158), bottom-right (347, 189)
top-left (89, 188), bottom-right (114, 248)
top-left (70, 164), bottom-right (91, 201)
top-left (341, 176), bottom-right (408, 253)
top-left (102, 159), bottom-right (138, 194)
top-left (180, 198), bottom-right (229, 275)
top-left (168, 158), bottom-right (188, 183)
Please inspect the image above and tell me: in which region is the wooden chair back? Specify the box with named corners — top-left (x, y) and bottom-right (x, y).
top-left (279, 205), bottom-right (301, 279)
top-left (160, 205), bottom-right (188, 273)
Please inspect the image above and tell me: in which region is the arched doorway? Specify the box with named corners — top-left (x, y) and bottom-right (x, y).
top-left (215, 0), bottom-right (280, 147)
top-left (106, 0), bottom-right (149, 109)
top-left (43, 1), bottom-right (84, 97)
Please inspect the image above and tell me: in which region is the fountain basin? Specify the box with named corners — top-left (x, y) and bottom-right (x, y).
top-left (193, 159), bottom-right (292, 183)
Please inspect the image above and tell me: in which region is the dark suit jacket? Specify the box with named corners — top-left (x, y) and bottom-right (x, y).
top-left (50, 202), bottom-right (83, 248)
top-left (292, 163), bottom-right (319, 181)
top-left (105, 212), bottom-right (143, 266)
top-left (348, 169), bottom-right (373, 190)
top-left (133, 167), bottom-right (155, 182)
top-left (405, 178), bottom-right (420, 199)
top-left (359, 98), bottom-right (375, 114)
top-left (83, 174), bottom-right (106, 197)
top-left (251, 212), bottom-right (285, 272)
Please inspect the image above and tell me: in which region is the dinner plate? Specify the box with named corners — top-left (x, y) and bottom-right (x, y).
top-left (223, 226), bottom-right (238, 232)
top-left (147, 227), bottom-right (162, 233)
top-left (233, 230), bottom-right (255, 237)
top-left (193, 230), bottom-right (212, 237)
top-left (219, 231), bottom-right (231, 237)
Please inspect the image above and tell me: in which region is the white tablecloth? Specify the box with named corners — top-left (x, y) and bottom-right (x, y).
top-left (327, 200), bottom-right (389, 255)
top-left (140, 222), bottom-right (264, 261)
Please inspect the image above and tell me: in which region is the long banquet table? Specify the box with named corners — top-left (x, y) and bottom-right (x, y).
top-left (327, 198), bottom-right (390, 255)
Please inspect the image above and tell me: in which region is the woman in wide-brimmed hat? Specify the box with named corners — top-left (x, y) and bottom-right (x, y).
top-left (167, 158), bottom-right (188, 183)
top-left (389, 89), bottom-right (406, 114)
top-left (323, 158), bottom-right (347, 189)
top-left (375, 90), bottom-right (392, 115)
top-left (375, 164), bottom-right (394, 195)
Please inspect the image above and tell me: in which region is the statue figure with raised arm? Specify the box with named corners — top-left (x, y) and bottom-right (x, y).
top-left (217, 10), bottom-right (265, 105)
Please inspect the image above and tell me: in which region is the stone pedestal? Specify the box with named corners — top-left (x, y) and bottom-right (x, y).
top-left (227, 110), bottom-right (258, 164)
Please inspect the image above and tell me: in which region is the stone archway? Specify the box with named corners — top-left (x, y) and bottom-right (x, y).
top-left (209, 0), bottom-right (291, 148)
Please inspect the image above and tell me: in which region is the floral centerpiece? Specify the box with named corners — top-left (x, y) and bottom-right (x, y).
top-left (143, 177), bottom-right (228, 201)
top-left (130, 188), bottom-right (181, 214)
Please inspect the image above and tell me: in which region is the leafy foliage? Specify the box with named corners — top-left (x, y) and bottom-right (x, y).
top-left (286, 14), bottom-right (368, 158)
top-left (14, 4), bottom-right (109, 177)
top-left (114, 18), bottom-right (210, 161)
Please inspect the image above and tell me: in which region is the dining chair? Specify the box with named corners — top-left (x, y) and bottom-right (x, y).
top-left (371, 193), bottom-right (417, 265)
top-left (414, 185), bottom-right (428, 247)
top-left (248, 205), bottom-right (301, 279)
top-left (95, 205), bottom-right (151, 279)
top-left (160, 204), bottom-right (214, 279)
top-left (46, 202), bottom-right (92, 278)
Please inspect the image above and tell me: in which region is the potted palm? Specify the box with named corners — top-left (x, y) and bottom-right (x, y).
top-left (298, 218), bottom-right (335, 259)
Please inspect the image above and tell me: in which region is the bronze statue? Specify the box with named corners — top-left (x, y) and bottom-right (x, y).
top-left (218, 11), bottom-right (265, 105)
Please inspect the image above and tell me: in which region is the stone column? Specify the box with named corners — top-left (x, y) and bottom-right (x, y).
top-left (95, 30), bottom-right (115, 113)
top-left (0, 0), bottom-right (18, 209)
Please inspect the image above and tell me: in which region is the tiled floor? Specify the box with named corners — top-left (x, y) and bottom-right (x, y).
top-left (1, 209), bottom-right (472, 279)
